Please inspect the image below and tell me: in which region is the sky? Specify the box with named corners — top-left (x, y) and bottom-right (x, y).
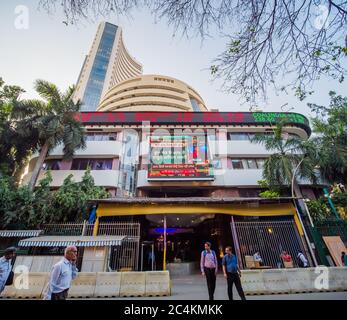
top-left (0, 1), bottom-right (346, 119)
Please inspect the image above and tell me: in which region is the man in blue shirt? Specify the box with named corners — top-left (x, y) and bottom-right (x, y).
top-left (222, 246), bottom-right (246, 300)
top-left (0, 247), bottom-right (16, 294)
top-left (44, 246), bottom-right (78, 300)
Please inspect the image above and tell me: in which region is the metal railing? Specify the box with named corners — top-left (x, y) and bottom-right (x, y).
top-left (41, 221), bottom-right (141, 271)
top-left (234, 220), bottom-right (307, 269)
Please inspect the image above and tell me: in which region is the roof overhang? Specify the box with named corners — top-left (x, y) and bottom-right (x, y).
top-left (0, 230), bottom-right (44, 238)
top-left (18, 235), bottom-right (125, 247)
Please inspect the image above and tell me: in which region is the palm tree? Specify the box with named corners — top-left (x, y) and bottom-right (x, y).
top-left (251, 121), bottom-right (318, 198)
top-left (21, 80), bottom-right (86, 190)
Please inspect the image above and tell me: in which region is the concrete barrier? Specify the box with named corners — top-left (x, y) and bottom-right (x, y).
top-left (240, 270), bottom-right (266, 295)
top-left (69, 272), bottom-right (97, 298)
top-left (120, 272), bottom-right (146, 297)
top-left (328, 267), bottom-right (347, 292)
top-left (0, 273), bottom-right (20, 299)
top-left (262, 269), bottom-right (291, 294)
top-left (145, 271), bottom-right (170, 297)
top-left (93, 272), bottom-right (121, 298)
top-left (15, 272), bottom-right (48, 299)
top-left (286, 268), bottom-right (316, 293)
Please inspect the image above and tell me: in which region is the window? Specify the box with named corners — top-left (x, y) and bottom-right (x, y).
top-left (231, 159), bottom-right (244, 169)
top-left (256, 159), bottom-right (265, 169)
top-left (43, 160), bottom-right (62, 170)
top-left (71, 159), bottom-right (113, 170)
top-left (246, 159), bottom-right (258, 169)
top-left (228, 133), bottom-right (249, 141)
top-left (228, 158), bottom-right (267, 169)
top-left (85, 132), bottom-right (117, 141)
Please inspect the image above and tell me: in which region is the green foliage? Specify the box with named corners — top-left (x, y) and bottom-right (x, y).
top-left (0, 77), bottom-right (37, 177)
top-left (308, 92), bottom-right (347, 184)
top-left (306, 198), bottom-right (332, 223)
top-left (257, 180), bottom-right (281, 198)
top-left (251, 121), bottom-right (318, 188)
top-left (0, 170), bottom-right (110, 229)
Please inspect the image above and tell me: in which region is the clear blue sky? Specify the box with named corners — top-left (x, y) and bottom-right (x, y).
top-left (0, 1), bottom-right (346, 118)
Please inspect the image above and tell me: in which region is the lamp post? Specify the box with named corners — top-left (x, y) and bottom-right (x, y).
top-left (291, 157), bottom-right (318, 266)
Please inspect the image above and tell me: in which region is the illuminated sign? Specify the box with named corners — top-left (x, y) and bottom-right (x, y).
top-left (148, 135), bottom-right (214, 181)
top-left (75, 111), bottom-right (310, 135)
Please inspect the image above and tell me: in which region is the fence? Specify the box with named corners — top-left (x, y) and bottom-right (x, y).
top-left (234, 220), bottom-right (307, 269)
top-left (41, 221), bottom-right (141, 271)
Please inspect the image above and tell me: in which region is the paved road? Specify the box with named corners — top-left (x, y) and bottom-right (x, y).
top-left (117, 274), bottom-right (347, 300)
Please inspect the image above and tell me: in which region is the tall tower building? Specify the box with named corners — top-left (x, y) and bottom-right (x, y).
top-left (73, 22), bottom-right (143, 111)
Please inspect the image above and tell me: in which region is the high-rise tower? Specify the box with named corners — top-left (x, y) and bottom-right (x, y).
top-left (73, 22), bottom-right (143, 111)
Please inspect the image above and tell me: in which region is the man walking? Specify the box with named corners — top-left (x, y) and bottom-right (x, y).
top-left (200, 242), bottom-right (218, 300)
top-left (222, 246), bottom-right (246, 301)
top-left (44, 246), bottom-right (78, 300)
top-left (0, 247), bottom-right (16, 294)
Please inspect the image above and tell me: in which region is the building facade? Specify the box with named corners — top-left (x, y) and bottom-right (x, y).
top-left (22, 73), bottom-right (325, 271)
top-left (73, 22), bottom-right (143, 111)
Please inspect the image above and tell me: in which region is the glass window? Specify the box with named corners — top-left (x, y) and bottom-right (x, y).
top-left (231, 159), bottom-right (244, 169)
top-left (81, 23), bottom-right (118, 111)
top-left (190, 98), bottom-right (201, 112)
top-left (256, 159), bottom-right (265, 169)
top-left (228, 133), bottom-right (249, 141)
top-left (246, 159), bottom-right (258, 169)
top-left (43, 160), bottom-right (62, 170)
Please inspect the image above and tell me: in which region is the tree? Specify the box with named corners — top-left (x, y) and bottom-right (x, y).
top-left (53, 168), bottom-right (110, 222)
top-left (38, 0), bottom-right (347, 104)
top-left (0, 169), bottom-right (110, 228)
top-left (251, 121), bottom-right (318, 198)
top-left (20, 80), bottom-right (86, 190)
top-left (308, 91), bottom-right (347, 184)
top-left (0, 78), bottom-right (38, 179)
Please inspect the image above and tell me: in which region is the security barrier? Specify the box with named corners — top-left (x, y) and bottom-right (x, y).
top-left (69, 272), bottom-right (97, 298)
top-left (119, 271), bottom-right (146, 297)
top-left (328, 267), bottom-right (347, 292)
top-left (1, 268), bottom-right (346, 299)
top-left (240, 270), bottom-right (266, 295)
top-left (262, 269), bottom-right (291, 294)
top-left (145, 271), bottom-right (170, 297)
top-left (11, 272), bottom-right (48, 299)
top-left (286, 268), bottom-right (316, 293)
top-left (93, 272), bottom-right (121, 298)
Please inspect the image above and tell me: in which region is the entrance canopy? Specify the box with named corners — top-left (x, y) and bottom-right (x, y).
top-left (18, 235), bottom-right (125, 247)
top-left (92, 197), bottom-right (303, 235)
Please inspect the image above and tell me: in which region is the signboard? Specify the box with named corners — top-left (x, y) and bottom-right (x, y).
top-left (322, 236), bottom-right (347, 267)
top-left (148, 135), bottom-right (214, 181)
top-left (74, 111), bottom-right (310, 134)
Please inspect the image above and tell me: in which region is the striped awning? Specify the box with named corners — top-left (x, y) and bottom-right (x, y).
top-left (0, 230), bottom-right (43, 238)
top-left (18, 235), bottom-right (125, 247)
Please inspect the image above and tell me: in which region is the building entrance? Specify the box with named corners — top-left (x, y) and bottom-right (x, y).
top-left (142, 214), bottom-right (233, 271)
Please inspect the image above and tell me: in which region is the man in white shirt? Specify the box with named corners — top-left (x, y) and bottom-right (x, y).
top-left (297, 250), bottom-right (309, 268)
top-left (0, 247), bottom-right (16, 294)
top-left (45, 246), bottom-right (78, 300)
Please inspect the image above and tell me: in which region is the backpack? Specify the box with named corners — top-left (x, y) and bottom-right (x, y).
top-left (297, 253), bottom-right (306, 267)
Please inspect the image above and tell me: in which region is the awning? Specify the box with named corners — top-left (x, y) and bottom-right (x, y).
top-left (18, 235), bottom-right (125, 247)
top-left (0, 230), bottom-right (43, 238)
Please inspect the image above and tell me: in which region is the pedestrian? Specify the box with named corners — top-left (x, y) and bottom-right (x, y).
top-left (200, 241), bottom-right (218, 300)
top-left (43, 246), bottom-right (78, 300)
top-left (341, 251), bottom-right (347, 266)
top-left (253, 252), bottom-right (263, 266)
top-left (0, 247), bottom-right (16, 294)
top-left (222, 246), bottom-right (246, 301)
top-left (297, 250), bottom-right (309, 268)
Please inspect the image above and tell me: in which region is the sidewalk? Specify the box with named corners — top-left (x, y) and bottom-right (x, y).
top-left (117, 273), bottom-right (347, 300)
